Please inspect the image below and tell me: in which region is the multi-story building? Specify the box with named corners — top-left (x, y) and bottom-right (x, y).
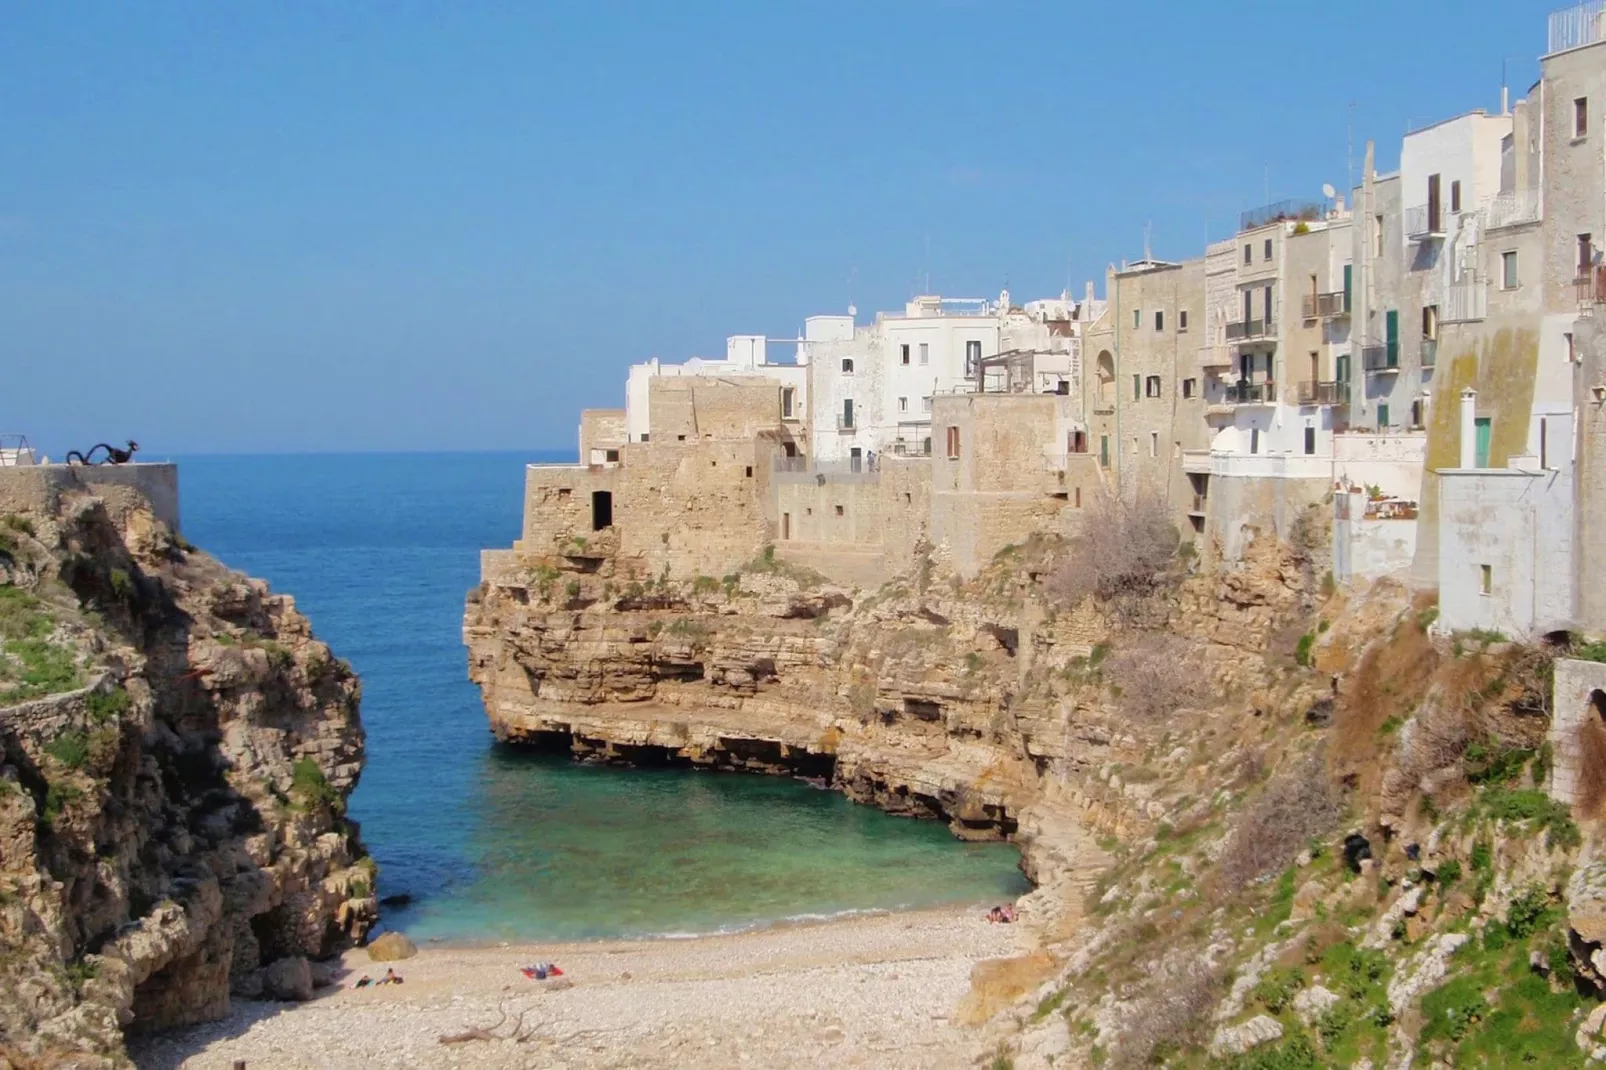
top-left (808, 291), bottom-right (1098, 466)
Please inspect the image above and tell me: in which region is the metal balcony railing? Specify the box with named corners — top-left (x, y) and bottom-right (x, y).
top-left (835, 413), bottom-right (856, 430)
top-left (1224, 381), bottom-right (1271, 404)
top-left (1296, 380), bottom-right (1348, 405)
top-left (1300, 292), bottom-right (1350, 320)
top-left (1361, 342), bottom-right (1400, 372)
top-left (1403, 204), bottom-right (1446, 241)
top-left (1225, 318), bottom-right (1276, 342)
top-left (1550, 1), bottom-right (1606, 54)
top-left (1420, 339), bottom-right (1438, 368)
top-left (1484, 190), bottom-right (1540, 230)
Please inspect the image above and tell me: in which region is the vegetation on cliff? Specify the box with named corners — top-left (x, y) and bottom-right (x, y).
top-left (0, 493), bottom-right (373, 1067)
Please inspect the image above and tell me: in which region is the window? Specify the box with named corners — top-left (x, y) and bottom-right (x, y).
top-left (1145, 375), bottom-right (1161, 398)
top-left (1502, 250), bottom-right (1519, 289)
top-left (1577, 96), bottom-right (1590, 138)
top-left (1149, 432), bottom-right (1158, 457)
top-left (1155, 310), bottom-right (1164, 331)
top-left (841, 358), bottom-right (854, 373)
top-left (842, 398), bottom-right (853, 428)
top-left (901, 344), bottom-right (910, 365)
top-left (1303, 425), bottom-right (1315, 455)
top-left (1182, 377), bottom-right (1197, 399)
top-left (640, 433), bottom-right (650, 443)
top-left (898, 396), bottom-right (908, 412)
top-left (1450, 180), bottom-right (1461, 213)
top-left (1243, 244), bottom-right (1252, 265)
top-left (1068, 430), bottom-right (1087, 453)
top-left (1567, 332), bottom-right (1576, 363)
top-left (557, 488), bottom-right (571, 499)
top-left (1133, 374), bottom-right (1141, 400)
top-left (1263, 238), bottom-right (1273, 261)
top-left (1263, 285), bottom-right (1274, 324)
top-left (1099, 435), bottom-right (1109, 467)
top-left (945, 426), bottom-right (961, 459)
top-left (1134, 309), bottom-right (1142, 328)
top-left (1178, 309), bottom-right (1188, 331)
top-left (1411, 399), bottom-right (1424, 428)
top-left (1378, 403), bottom-right (1390, 428)
top-left (1074, 487), bottom-right (1082, 508)
top-left (921, 395), bottom-right (932, 412)
top-left (1581, 233), bottom-right (1595, 276)
top-left (918, 343), bottom-right (929, 365)
top-left (782, 387), bottom-right (795, 419)
top-left (1480, 564), bottom-right (1493, 595)
top-left (1541, 415), bottom-right (1550, 469)
top-left (1475, 416), bottom-right (1491, 467)
top-left (591, 490), bottom-right (613, 531)
top-left (835, 505), bottom-right (844, 517)
top-left (782, 512), bottom-right (790, 539)
top-left (1373, 214), bottom-right (1384, 256)
top-left (965, 339), bottom-right (982, 375)
top-left (1422, 304), bottom-right (1438, 340)
top-left (744, 465), bottom-right (753, 477)
top-left (1427, 173), bottom-right (1441, 232)
top-left (1250, 427), bottom-right (1260, 454)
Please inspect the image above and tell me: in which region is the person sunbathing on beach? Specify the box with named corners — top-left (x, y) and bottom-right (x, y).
top-left (352, 975), bottom-right (373, 989)
top-left (377, 968), bottom-right (403, 985)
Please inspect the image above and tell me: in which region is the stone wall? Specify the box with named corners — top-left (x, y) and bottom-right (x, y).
top-left (1548, 657), bottom-right (1606, 810)
top-left (1204, 472), bottom-right (1328, 564)
top-left (580, 409), bottom-right (628, 463)
top-left (1436, 465), bottom-right (1573, 637)
top-left (1574, 317), bottom-right (1606, 636)
top-left (0, 463), bottom-right (180, 533)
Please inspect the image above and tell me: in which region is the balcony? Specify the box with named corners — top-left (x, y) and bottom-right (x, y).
top-left (1444, 280), bottom-right (1488, 323)
top-left (1197, 343), bottom-right (1233, 367)
top-left (1421, 339), bottom-right (1438, 368)
top-left (1225, 318), bottom-right (1277, 343)
top-left (1550, 1), bottom-right (1606, 54)
top-left (1300, 291), bottom-right (1351, 320)
top-left (1484, 189), bottom-right (1540, 230)
top-left (1403, 204), bottom-right (1446, 241)
top-left (835, 413), bottom-right (856, 431)
top-left (1578, 266), bottom-right (1606, 309)
top-left (1361, 342), bottom-right (1400, 373)
top-left (1296, 380), bottom-right (1349, 405)
top-left (1224, 381), bottom-right (1272, 404)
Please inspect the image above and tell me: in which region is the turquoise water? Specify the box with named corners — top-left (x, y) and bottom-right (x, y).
top-left (178, 452), bottom-right (1028, 942)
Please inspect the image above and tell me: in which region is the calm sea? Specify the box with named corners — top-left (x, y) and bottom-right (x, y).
top-left (178, 452), bottom-right (1027, 943)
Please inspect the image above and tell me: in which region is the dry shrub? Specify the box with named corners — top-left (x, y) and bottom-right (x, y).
top-left (1106, 633), bottom-right (1201, 720)
top-left (1218, 750), bottom-right (1345, 888)
top-left (1112, 960), bottom-right (1222, 1068)
top-left (1044, 488), bottom-right (1180, 619)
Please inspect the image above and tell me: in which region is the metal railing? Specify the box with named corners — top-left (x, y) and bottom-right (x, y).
top-left (889, 437), bottom-right (933, 457)
top-left (1420, 339), bottom-right (1438, 368)
top-left (1444, 279), bottom-right (1488, 322)
top-left (1300, 292), bottom-right (1350, 319)
top-left (1224, 381), bottom-right (1271, 404)
top-left (1225, 318), bottom-right (1277, 342)
top-left (0, 433), bottom-right (36, 467)
top-left (835, 413), bottom-right (856, 431)
top-left (1484, 189), bottom-right (1541, 230)
top-left (1403, 204), bottom-right (1445, 240)
top-left (1296, 380), bottom-right (1348, 405)
top-left (1240, 199), bottom-right (1324, 231)
top-left (1550, 0), bottom-right (1606, 54)
top-left (1361, 342), bottom-right (1400, 372)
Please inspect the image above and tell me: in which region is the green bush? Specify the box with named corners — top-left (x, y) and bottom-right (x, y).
top-left (44, 730), bottom-right (89, 770)
top-left (1295, 632), bottom-right (1316, 667)
top-left (1505, 885), bottom-right (1555, 939)
top-left (289, 757), bottom-right (340, 814)
top-left (1435, 858), bottom-right (1462, 887)
top-left (108, 568), bottom-right (134, 601)
top-left (41, 782), bottom-right (84, 827)
top-left (87, 687), bottom-right (131, 724)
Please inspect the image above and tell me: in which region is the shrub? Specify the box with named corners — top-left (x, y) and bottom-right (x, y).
top-left (1043, 488), bottom-right (1179, 617)
top-left (1505, 885), bottom-right (1554, 939)
top-left (1105, 634), bottom-right (1200, 720)
top-left (1435, 858), bottom-right (1463, 887)
top-left (44, 731), bottom-right (89, 770)
top-left (1219, 752), bottom-right (1345, 887)
top-left (87, 687), bottom-right (131, 724)
top-left (289, 757), bottom-right (340, 814)
top-left (108, 568), bottom-right (134, 601)
top-left (1295, 632), bottom-right (1316, 667)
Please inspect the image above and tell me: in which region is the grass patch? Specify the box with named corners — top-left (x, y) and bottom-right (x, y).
top-left (0, 588), bottom-right (83, 701)
top-left (87, 687), bottom-right (131, 724)
top-left (44, 730), bottom-right (89, 770)
top-left (289, 757), bottom-right (341, 814)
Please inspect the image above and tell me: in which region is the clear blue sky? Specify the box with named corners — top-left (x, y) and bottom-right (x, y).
top-left (0, 1), bottom-right (1548, 455)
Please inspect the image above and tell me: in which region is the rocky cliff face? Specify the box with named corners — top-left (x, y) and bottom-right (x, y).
top-left (0, 488), bottom-right (373, 1066)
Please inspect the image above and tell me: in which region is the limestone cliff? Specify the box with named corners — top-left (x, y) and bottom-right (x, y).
top-left (0, 485), bottom-right (373, 1066)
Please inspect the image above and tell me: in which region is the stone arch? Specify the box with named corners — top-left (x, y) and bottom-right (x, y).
top-left (1096, 350), bottom-right (1115, 404)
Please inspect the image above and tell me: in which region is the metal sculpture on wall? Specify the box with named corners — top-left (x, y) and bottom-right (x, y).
top-left (65, 440), bottom-right (139, 466)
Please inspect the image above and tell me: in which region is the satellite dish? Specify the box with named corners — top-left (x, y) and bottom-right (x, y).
top-left (1322, 183), bottom-right (1337, 199)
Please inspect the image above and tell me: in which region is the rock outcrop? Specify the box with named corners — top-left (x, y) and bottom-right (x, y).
top-left (0, 486), bottom-right (373, 1066)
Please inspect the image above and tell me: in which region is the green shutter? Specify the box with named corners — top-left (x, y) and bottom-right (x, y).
top-left (1475, 417), bottom-right (1492, 468)
top-left (1342, 264), bottom-right (1352, 311)
top-left (1377, 403), bottom-right (1390, 428)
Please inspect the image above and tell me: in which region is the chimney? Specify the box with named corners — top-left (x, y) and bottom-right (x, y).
top-left (1459, 389), bottom-right (1478, 468)
top-left (1501, 84), bottom-right (1510, 116)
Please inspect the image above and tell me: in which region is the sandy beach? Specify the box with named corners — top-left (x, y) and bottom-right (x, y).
top-left (129, 906), bottom-right (1031, 1070)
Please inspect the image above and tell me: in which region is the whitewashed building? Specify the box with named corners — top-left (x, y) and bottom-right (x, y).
top-left (624, 335), bottom-right (809, 445)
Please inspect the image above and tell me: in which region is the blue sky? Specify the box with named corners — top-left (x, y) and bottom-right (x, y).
top-left (1, 1), bottom-right (1549, 454)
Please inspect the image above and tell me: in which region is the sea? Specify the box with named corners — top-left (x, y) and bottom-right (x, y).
top-left (177, 451), bottom-right (1029, 944)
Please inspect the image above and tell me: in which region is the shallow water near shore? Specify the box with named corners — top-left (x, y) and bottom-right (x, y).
top-left (178, 451), bottom-right (1028, 943)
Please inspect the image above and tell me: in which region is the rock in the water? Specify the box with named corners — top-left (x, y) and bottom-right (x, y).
top-left (366, 932), bottom-right (418, 962)
top-left (263, 957), bottom-right (314, 1002)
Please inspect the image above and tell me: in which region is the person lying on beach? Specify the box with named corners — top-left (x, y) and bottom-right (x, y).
top-left (377, 968), bottom-right (404, 985)
top-left (521, 962), bottom-right (564, 980)
top-left (352, 975), bottom-right (373, 989)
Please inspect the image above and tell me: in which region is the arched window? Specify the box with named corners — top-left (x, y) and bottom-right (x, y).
top-left (1096, 351), bottom-right (1115, 403)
